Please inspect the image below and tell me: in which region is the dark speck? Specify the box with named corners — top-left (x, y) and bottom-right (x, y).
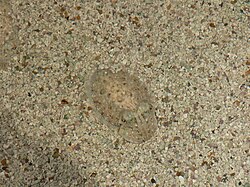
top-left (215, 105), bottom-right (221, 110)
top-left (151, 178), bottom-right (156, 183)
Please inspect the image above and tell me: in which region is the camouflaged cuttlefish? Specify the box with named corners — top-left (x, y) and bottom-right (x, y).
top-left (86, 68), bottom-right (157, 144)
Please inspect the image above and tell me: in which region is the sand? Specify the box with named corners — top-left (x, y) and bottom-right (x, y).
top-left (0, 0), bottom-right (249, 186)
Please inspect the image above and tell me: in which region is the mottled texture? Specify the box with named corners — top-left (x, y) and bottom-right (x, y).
top-left (87, 69), bottom-right (157, 143)
top-left (0, 0), bottom-right (13, 46)
top-left (0, 0), bottom-right (18, 71)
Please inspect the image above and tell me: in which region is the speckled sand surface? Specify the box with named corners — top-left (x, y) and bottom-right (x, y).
top-left (0, 0), bottom-right (250, 186)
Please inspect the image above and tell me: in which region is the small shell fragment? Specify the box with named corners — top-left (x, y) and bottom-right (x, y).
top-left (87, 68), bottom-right (157, 143)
